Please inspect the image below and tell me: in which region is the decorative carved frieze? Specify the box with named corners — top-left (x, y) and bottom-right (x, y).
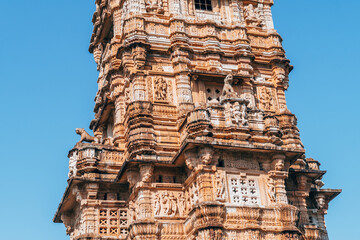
top-left (55, 1), bottom-right (340, 240)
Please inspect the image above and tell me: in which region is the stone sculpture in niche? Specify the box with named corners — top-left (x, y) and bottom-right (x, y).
top-left (220, 74), bottom-right (249, 127)
top-left (75, 128), bottom-right (99, 143)
top-left (154, 77), bottom-right (168, 101)
top-left (231, 101), bottom-right (248, 127)
top-left (153, 191), bottom-right (182, 217)
top-left (215, 172), bottom-right (226, 200)
top-left (266, 177), bottom-right (276, 203)
top-left (220, 74), bottom-right (238, 101)
top-left (260, 88), bottom-right (274, 111)
top-left (244, 4), bottom-right (263, 27)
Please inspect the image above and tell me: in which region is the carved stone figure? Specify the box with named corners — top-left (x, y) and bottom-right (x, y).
top-left (220, 74), bottom-right (238, 101)
top-left (199, 147), bottom-right (214, 165)
top-left (266, 177), bottom-right (276, 203)
top-left (273, 67), bottom-right (288, 89)
top-left (75, 128), bottom-right (99, 143)
top-left (154, 193), bottom-right (161, 215)
top-left (315, 194), bottom-right (326, 209)
top-left (244, 4), bottom-right (264, 27)
top-left (140, 164), bottom-right (154, 183)
top-left (132, 45), bottom-right (147, 69)
top-left (154, 77), bottom-right (168, 101)
top-left (231, 101), bottom-right (248, 126)
top-left (178, 193), bottom-right (185, 216)
top-left (274, 158), bottom-right (284, 171)
top-left (215, 173), bottom-right (226, 200)
top-left (260, 88), bottom-right (274, 111)
top-left (154, 191), bottom-right (181, 217)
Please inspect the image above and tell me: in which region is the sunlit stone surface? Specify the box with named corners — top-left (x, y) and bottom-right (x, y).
top-left (54, 1), bottom-right (340, 239)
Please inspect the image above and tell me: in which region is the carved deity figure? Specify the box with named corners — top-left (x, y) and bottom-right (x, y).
top-left (260, 88), bottom-right (273, 111)
top-left (154, 77), bottom-right (168, 101)
top-left (274, 158), bottom-right (284, 171)
top-left (154, 193), bottom-right (161, 215)
top-left (154, 191), bottom-right (180, 217)
top-left (244, 4), bottom-right (263, 27)
top-left (215, 173), bottom-right (226, 200)
top-left (231, 101), bottom-right (248, 126)
top-left (266, 177), bottom-right (276, 203)
top-left (178, 193), bottom-right (185, 216)
top-left (169, 192), bottom-right (178, 216)
top-left (315, 194), bottom-right (326, 209)
top-left (220, 74), bottom-right (238, 101)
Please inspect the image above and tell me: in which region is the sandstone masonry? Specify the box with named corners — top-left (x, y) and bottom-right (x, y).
top-left (54, 1), bottom-right (341, 239)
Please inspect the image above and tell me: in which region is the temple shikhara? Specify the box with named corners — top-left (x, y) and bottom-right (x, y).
top-left (54, 0), bottom-right (341, 239)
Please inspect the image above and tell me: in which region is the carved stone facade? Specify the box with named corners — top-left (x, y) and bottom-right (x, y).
top-left (54, 1), bottom-right (340, 239)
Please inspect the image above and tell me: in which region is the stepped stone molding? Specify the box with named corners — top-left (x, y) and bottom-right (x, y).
top-left (54, 0), bottom-right (341, 239)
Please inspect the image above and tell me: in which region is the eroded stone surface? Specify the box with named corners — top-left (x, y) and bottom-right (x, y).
top-left (54, 1), bottom-right (340, 239)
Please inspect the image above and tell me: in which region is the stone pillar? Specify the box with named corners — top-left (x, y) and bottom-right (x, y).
top-left (197, 168), bottom-right (215, 202)
top-left (171, 47), bottom-right (194, 115)
top-left (132, 74), bottom-right (147, 101)
top-left (113, 7), bottom-right (122, 37)
top-left (137, 189), bottom-right (153, 220)
top-left (269, 154), bottom-right (288, 204)
top-left (82, 203), bottom-right (97, 235)
top-left (263, 4), bottom-right (274, 30)
top-left (229, 0), bottom-right (241, 23)
top-left (137, 164), bottom-right (154, 220)
top-left (111, 73), bottom-right (126, 146)
top-left (294, 190), bottom-right (310, 228)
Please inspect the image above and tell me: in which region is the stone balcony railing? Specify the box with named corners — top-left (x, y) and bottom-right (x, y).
top-left (179, 106), bottom-right (303, 151)
top-left (68, 143), bottom-right (124, 181)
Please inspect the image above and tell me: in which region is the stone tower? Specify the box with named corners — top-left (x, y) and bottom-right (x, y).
top-left (54, 0), bottom-right (340, 239)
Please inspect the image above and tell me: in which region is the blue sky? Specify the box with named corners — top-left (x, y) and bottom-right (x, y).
top-left (0, 1), bottom-right (358, 239)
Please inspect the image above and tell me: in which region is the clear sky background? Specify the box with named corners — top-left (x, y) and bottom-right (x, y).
top-left (0, 0), bottom-right (358, 239)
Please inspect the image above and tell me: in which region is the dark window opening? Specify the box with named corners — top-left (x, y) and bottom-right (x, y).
top-left (195, 0), bottom-right (212, 11)
top-left (217, 159), bottom-right (225, 167)
top-left (157, 175), bottom-right (163, 183)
